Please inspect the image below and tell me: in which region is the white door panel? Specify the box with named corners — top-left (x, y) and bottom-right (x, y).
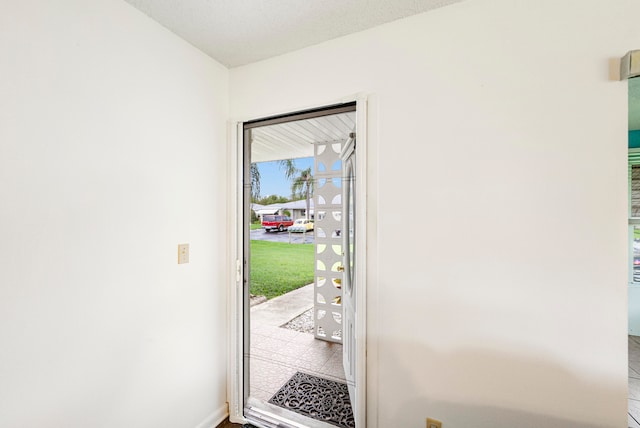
top-left (630, 287), bottom-right (640, 335)
top-left (341, 134), bottom-right (356, 412)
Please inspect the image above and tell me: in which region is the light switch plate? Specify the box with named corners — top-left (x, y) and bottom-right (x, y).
top-left (178, 244), bottom-right (189, 264)
top-left (427, 418), bottom-right (442, 428)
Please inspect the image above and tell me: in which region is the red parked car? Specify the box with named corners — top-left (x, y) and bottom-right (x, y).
top-left (261, 215), bottom-right (294, 232)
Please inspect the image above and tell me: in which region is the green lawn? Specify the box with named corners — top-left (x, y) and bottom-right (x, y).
top-left (250, 240), bottom-right (314, 299)
top-left (250, 223), bottom-right (262, 230)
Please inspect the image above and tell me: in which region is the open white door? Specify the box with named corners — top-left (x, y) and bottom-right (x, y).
top-left (229, 99), bottom-right (367, 427)
top-left (630, 150), bottom-right (640, 334)
top-left (629, 75), bottom-right (640, 335)
top-left (340, 133), bottom-right (357, 413)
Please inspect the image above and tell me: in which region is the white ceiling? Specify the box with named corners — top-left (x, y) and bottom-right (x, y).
top-left (122, 0), bottom-right (640, 130)
top-left (123, 0), bottom-right (463, 67)
top-left (631, 78), bottom-right (640, 131)
top-left (251, 112), bottom-right (355, 163)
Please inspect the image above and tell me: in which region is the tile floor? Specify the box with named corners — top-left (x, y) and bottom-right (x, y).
top-left (250, 322), bottom-right (346, 402)
top-left (227, 336), bottom-right (639, 427)
top-left (631, 336), bottom-right (640, 427)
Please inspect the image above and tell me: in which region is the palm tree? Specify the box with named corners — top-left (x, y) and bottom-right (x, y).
top-left (250, 163), bottom-right (261, 201)
top-left (291, 167), bottom-right (313, 219)
top-left (279, 159), bottom-right (297, 182)
top-left (250, 159), bottom-right (296, 201)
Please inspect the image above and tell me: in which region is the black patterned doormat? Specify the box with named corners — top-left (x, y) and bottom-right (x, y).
top-left (268, 372), bottom-right (354, 428)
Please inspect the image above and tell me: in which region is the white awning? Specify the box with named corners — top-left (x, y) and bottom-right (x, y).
top-left (255, 208), bottom-right (280, 216)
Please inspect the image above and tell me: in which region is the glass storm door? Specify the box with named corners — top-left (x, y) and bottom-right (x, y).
top-left (340, 133), bottom-right (357, 411)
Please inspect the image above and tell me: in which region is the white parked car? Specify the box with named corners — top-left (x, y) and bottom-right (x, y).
top-left (288, 219), bottom-right (314, 232)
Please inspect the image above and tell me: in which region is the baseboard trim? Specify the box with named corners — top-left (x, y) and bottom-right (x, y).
top-left (195, 404), bottom-right (228, 428)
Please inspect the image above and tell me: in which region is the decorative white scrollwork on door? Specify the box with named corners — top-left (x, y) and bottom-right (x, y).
top-left (314, 140), bottom-right (344, 343)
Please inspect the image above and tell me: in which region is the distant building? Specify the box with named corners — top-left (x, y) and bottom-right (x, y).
top-left (251, 199), bottom-right (314, 221)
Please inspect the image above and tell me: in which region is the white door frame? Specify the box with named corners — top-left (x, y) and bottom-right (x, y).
top-left (227, 95), bottom-right (369, 427)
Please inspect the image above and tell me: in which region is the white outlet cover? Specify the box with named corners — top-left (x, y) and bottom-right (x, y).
top-left (178, 244), bottom-right (189, 264)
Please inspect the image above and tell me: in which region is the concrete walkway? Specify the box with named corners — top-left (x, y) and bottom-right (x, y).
top-left (248, 283), bottom-right (345, 402)
top-left (250, 283), bottom-right (314, 327)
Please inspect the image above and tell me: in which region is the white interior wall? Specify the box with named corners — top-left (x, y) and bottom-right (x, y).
top-left (0, 1), bottom-right (229, 427)
top-left (230, 1), bottom-right (639, 427)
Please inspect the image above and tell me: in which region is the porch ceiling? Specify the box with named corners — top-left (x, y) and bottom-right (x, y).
top-left (251, 112), bottom-right (355, 163)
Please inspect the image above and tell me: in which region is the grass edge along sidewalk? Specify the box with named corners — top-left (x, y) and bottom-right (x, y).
top-left (250, 240), bottom-right (314, 300)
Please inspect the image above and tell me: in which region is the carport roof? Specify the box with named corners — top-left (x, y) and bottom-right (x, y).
top-left (251, 200), bottom-right (315, 212)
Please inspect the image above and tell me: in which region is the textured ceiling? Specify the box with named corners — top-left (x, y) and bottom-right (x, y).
top-left (123, 0), bottom-right (463, 67)
top-left (631, 78), bottom-right (640, 131)
top-left (251, 112), bottom-right (355, 163)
